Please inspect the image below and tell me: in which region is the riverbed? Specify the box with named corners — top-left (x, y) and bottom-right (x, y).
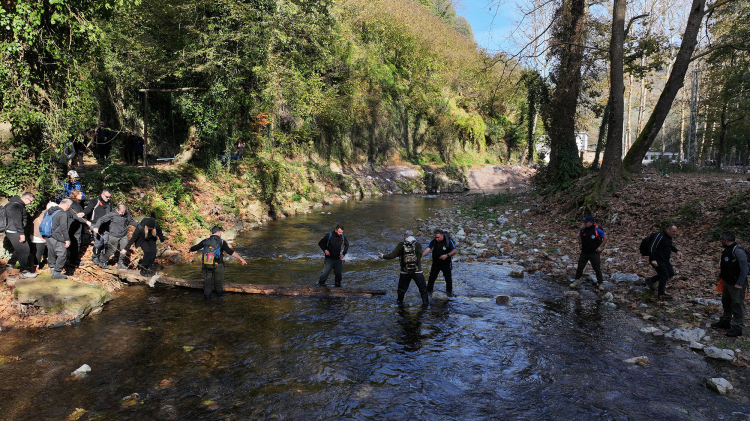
top-left (0, 196), bottom-right (748, 420)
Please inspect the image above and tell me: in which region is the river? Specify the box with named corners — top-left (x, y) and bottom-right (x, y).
top-left (0, 196), bottom-right (748, 420)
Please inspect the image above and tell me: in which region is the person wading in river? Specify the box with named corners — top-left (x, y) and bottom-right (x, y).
top-left (570, 216), bottom-right (607, 291)
top-left (422, 229), bottom-right (457, 296)
top-left (189, 226), bottom-right (247, 300)
top-left (317, 224), bottom-right (349, 287)
top-left (711, 231), bottom-right (748, 337)
top-left (380, 230), bottom-right (429, 307)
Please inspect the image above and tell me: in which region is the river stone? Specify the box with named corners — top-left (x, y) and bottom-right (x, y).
top-left (652, 329), bottom-right (664, 336)
top-left (431, 291), bottom-right (449, 301)
top-left (704, 346), bottom-right (735, 361)
top-left (640, 327), bottom-right (661, 334)
top-left (611, 273), bottom-right (640, 284)
top-left (71, 364), bottom-right (91, 379)
top-left (689, 341), bottom-right (705, 351)
top-left (13, 277), bottom-right (110, 318)
top-left (664, 327), bottom-right (706, 343)
top-left (601, 281), bottom-right (616, 291)
top-left (602, 292), bottom-right (614, 302)
top-left (564, 291), bottom-right (580, 298)
top-left (601, 302), bottom-right (617, 309)
top-left (223, 229), bottom-right (237, 241)
top-left (706, 378), bottom-right (734, 395)
top-left (623, 356), bottom-right (651, 365)
top-left (496, 216), bottom-right (508, 225)
top-left (495, 295), bottom-right (511, 305)
top-left (693, 298), bottom-right (722, 306)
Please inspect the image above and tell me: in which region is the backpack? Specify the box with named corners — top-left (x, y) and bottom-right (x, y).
top-left (39, 209), bottom-right (63, 238)
top-left (639, 232), bottom-right (662, 256)
top-left (201, 236), bottom-right (223, 270)
top-left (403, 240), bottom-right (418, 272)
top-left (326, 231), bottom-right (346, 252)
top-left (0, 203), bottom-right (9, 232)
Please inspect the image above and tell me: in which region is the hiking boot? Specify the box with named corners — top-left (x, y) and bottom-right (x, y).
top-left (19, 270), bottom-right (38, 279)
top-left (139, 269), bottom-right (150, 276)
top-left (658, 294), bottom-right (673, 301)
top-left (334, 282), bottom-right (342, 288)
top-left (726, 329), bottom-right (743, 337)
top-left (569, 279), bottom-right (582, 289)
top-left (51, 271), bottom-right (67, 279)
top-left (98, 262), bottom-right (109, 269)
top-left (317, 282), bottom-right (326, 287)
top-left (711, 320), bottom-right (731, 329)
top-left (598, 283), bottom-right (605, 291)
top-left (116, 263), bottom-right (128, 270)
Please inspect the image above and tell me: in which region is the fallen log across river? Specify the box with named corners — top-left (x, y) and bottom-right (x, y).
top-left (102, 268), bottom-right (388, 298)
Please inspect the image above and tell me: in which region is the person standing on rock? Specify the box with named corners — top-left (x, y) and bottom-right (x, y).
top-left (66, 189), bottom-right (91, 267)
top-left (422, 229), bottom-right (457, 296)
top-left (43, 199), bottom-right (73, 279)
top-left (91, 204), bottom-right (138, 269)
top-left (570, 216), bottom-right (607, 291)
top-left (644, 223), bottom-right (682, 301)
top-left (189, 226), bottom-right (247, 300)
top-left (2, 192), bottom-right (37, 278)
top-left (317, 224), bottom-right (348, 287)
top-left (123, 216), bottom-right (166, 276)
top-left (711, 231), bottom-right (747, 337)
top-left (379, 230), bottom-right (429, 307)
top-left (84, 189), bottom-right (112, 266)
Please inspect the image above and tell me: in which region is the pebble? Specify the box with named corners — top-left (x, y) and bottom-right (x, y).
top-left (688, 341), bottom-right (705, 351)
top-left (495, 295), bottom-right (511, 305)
top-left (602, 302), bottom-right (617, 309)
top-left (563, 291), bottom-right (580, 298)
top-left (602, 292), bottom-right (614, 302)
top-left (71, 364), bottom-right (91, 379)
top-left (640, 327), bottom-right (660, 334)
top-left (706, 378), bottom-right (733, 395)
top-left (664, 327), bottom-right (706, 343)
top-left (623, 356), bottom-right (651, 365)
top-left (704, 346), bottom-right (735, 361)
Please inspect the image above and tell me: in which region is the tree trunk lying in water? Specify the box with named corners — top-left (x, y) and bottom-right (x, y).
top-left (103, 269), bottom-right (387, 298)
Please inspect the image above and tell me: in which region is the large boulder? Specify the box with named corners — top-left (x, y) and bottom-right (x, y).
top-left (14, 277), bottom-right (110, 319)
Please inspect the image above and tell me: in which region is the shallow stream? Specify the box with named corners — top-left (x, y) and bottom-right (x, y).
top-left (1, 196), bottom-right (748, 420)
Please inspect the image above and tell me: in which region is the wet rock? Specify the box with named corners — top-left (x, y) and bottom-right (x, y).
top-left (509, 271), bottom-right (524, 278)
top-left (431, 291), bottom-right (449, 301)
top-left (90, 306), bottom-right (103, 316)
top-left (71, 364), bottom-right (91, 379)
top-left (14, 278), bottom-right (110, 319)
top-left (496, 216), bottom-right (508, 225)
top-left (601, 302), bottom-right (617, 309)
top-left (652, 330), bottom-right (664, 337)
top-left (611, 273), bottom-right (640, 284)
top-left (640, 327), bottom-right (661, 334)
top-left (602, 292), bottom-right (614, 302)
top-left (623, 356), bottom-right (651, 365)
top-left (704, 346), bottom-right (735, 361)
top-left (692, 298), bottom-right (722, 306)
top-left (495, 295), bottom-right (511, 305)
top-left (664, 327), bottom-right (706, 343)
top-left (706, 378), bottom-right (733, 395)
top-left (601, 281), bottom-right (616, 291)
top-left (564, 291), bottom-right (580, 298)
top-left (688, 342), bottom-right (705, 351)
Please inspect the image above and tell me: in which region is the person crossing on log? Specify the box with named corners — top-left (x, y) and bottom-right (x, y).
top-left (570, 216), bottom-right (608, 291)
top-left (83, 189), bottom-right (112, 266)
top-left (189, 226), bottom-right (247, 300)
top-left (91, 204), bottom-right (138, 269)
top-left (122, 216), bottom-right (166, 276)
top-left (317, 224), bottom-right (349, 287)
top-left (379, 230), bottom-right (429, 307)
top-left (422, 229), bottom-right (457, 296)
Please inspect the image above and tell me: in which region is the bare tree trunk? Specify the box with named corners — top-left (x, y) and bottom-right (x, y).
top-left (625, 74), bottom-right (634, 151)
top-left (679, 88), bottom-right (686, 161)
top-left (622, 0), bottom-right (708, 172)
top-left (637, 59), bottom-right (647, 134)
top-left (717, 102), bottom-right (728, 169)
top-left (592, 100), bottom-right (610, 170)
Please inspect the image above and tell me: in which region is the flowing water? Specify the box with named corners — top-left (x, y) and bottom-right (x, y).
top-left (1, 196), bottom-right (749, 420)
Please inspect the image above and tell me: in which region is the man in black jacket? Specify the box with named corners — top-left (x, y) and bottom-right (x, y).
top-left (189, 226), bottom-right (247, 300)
top-left (3, 192), bottom-right (37, 278)
top-left (644, 223), bottom-right (683, 300)
top-left (123, 217), bottom-right (165, 276)
top-left (379, 230), bottom-right (429, 307)
top-left (422, 229), bottom-right (458, 295)
top-left (570, 216), bottom-right (608, 291)
top-left (712, 231), bottom-right (748, 337)
top-left (317, 224), bottom-right (349, 287)
top-left (45, 199), bottom-right (72, 279)
top-left (83, 189), bottom-right (112, 265)
top-left (91, 204), bottom-right (138, 269)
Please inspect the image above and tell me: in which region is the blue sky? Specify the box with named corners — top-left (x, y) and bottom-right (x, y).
top-left (455, 0), bottom-right (518, 53)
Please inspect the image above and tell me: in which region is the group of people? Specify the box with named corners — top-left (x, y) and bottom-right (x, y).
top-left (2, 185), bottom-right (166, 279)
top-left (571, 216), bottom-right (746, 337)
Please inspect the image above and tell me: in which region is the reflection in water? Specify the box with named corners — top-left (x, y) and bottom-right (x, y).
top-left (0, 196), bottom-right (748, 420)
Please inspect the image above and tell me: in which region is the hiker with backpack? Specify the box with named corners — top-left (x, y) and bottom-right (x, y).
top-left (1, 192), bottom-right (37, 278)
top-left (91, 204), bottom-right (138, 269)
top-left (122, 216), bottom-right (166, 276)
top-left (422, 229), bottom-right (458, 296)
top-left (83, 189), bottom-right (113, 266)
top-left (317, 224), bottom-right (349, 287)
top-left (711, 231), bottom-right (747, 337)
top-left (570, 216), bottom-right (608, 291)
top-left (642, 223), bottom-right (682, 301)
top-left (379, 230), bottom-right (430, 307)
top-left (42, 199), bottom-right (73, 279)
top-left (189, 226), bottom-right (247, 300)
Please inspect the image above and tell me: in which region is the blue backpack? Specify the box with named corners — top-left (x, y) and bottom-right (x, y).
top-left (39, 209), bottom-right (63, 238)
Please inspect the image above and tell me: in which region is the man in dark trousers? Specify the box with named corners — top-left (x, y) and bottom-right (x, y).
top-left (317, 224), bottom-right (349, 287)
top-left (91, 204), bottom-right (138, 269)
top-left (2, 192), bottom-right (37, 278)
top-left (570, 216), bottom-right (608, 291)
top-left (644, 222), bottom-right (683, 300)
top-left (44, 199), bottom-right (72, 279)
top-left (83, 189), bottom-right (112, 265)
top-left (379, 230), bottom-right (429, 307)
top-left (189, 226), bottom-right (247, 300)
top-left (422, 229), bottom-right (458, 296)
top-left (712, 231), bottom-right (748, 337)
top-left (123, 216), bottom-right (166, 276)
top-left (93, 121), bottom-right (113, 163)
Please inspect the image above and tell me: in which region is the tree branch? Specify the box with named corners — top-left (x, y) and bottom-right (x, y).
top-left (625, 14), bottom-right (649, 37)
top-left (690, 43), bottom-right (750, 61)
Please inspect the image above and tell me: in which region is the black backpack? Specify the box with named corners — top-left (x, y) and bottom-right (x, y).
top-left (639, 232), bottom-right (662, 256)
top-left (403, 240), bottom-right (418, 272)
top-left (201, 236), bottom-right (223, 270)
top-left (0, 203), bottom-right (8, 233)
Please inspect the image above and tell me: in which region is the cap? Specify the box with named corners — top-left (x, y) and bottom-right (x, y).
top-left (404, 230), bottom-right (413, 236)
top-left (67, 170), bottom-right (79, 178)
top-left (583, 216), bottom-right (595, 223)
